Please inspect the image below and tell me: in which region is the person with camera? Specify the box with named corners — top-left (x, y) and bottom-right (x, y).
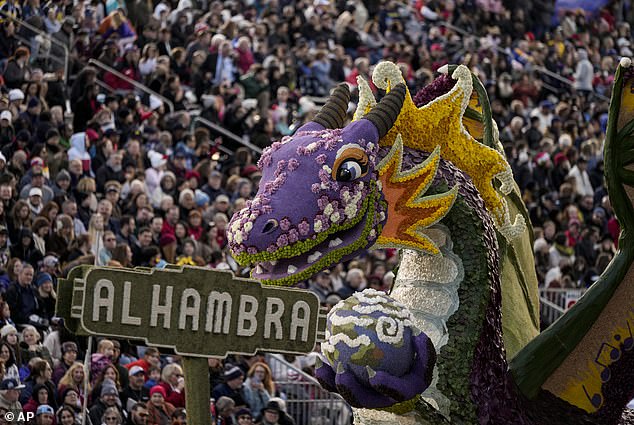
top-left (242, 363), bottom-right (272, 423)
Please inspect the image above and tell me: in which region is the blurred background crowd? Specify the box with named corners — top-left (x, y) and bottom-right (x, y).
top-left (0, 0), bottom-right (631, 422)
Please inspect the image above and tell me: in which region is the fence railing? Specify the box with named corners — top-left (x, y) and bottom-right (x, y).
top-left (192, 116), bottom-right (263, 155)
top-left (439, 20), bottom-right (610, 102)
top-left (87, 59), bottom-right (175, 113)
top-left (539, 287), bottom-right (587, 326)
top-left (0, 10), bottom-right (69, 81)
top-left (266, 354), bottom-right (352, 425)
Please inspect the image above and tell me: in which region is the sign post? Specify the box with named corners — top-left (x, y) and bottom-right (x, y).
top-left (56, 265), bottom-right (326, 425)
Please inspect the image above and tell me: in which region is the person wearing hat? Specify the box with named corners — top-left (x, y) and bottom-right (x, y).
top-left (0, 378), bottom-right (25, 421)
top-left (89, 378), bottom-right (124, 425)
top-left (27, 187), bottom-right (44, 215)
top-left (212, 365), bottom-right (247, 408)
top-left (308, 270), bottom-right (334, 303)
top-left (35, 404), bottom-right (55, 425)
top-left (568, 156), bottom-right (594, 198)
top-left (52, 169), bottom-right (72, 198)
top-left (3, 46), bottom-right (30, 89)
top-left (201, 170), bottom-right (227, 203)
top-left (20, 169), bottom-right (55, 205)
top-left (147, 385), bottom-right (176, 425)
top-left (235, 407), bottom-right (254, 424)
top-left (0, 110), bottom-right (14, 151)
top-left (120, 366), bottom-right (150, 412)
top-left (104, 180), bottom-right (123, 219)
top-left (259, 400), bottom-right (282, 425)
top-left (213, 194), bottom-right (231, 216)
top-left (150, 171), bottom-right (177, 209)
top-left (52, 342), bottom-right (78, 385)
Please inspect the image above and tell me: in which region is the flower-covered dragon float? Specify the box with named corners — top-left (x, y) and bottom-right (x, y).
top-left (227, 60), bottom-right (634, 424)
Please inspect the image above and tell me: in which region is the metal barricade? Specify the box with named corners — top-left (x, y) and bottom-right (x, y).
top-left (193, 116), bottom-right (263, 155)
top-left (539, 288), bottom-right (587, 326)
top-left (87, 58), bottom-right (175, 113)
top-left (266, 354), bottom-right (352, 425)
top-left (0, 10), bottom-right (69, 80)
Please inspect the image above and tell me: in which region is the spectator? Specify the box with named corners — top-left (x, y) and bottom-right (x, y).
top-left (19, 326), bottom-right (53, 366)
top-left (146, 385), bottom-right (175, 425)
top-left (0, 379), bottom-right (24, 420)
top-left (157, 364), bottom-right (184, 409)
top-left (212, 366), bottom-right (247, 409)
top-left (19, 359), bottom-right (55, 408)
top-left (0, 342), bottom-right (19, 383)
top-left (89, 379), bottom-right (124, 425)
top-left (35, 404), bottom-right (55, 425)
top-left (57, 405), bottom-right (80, 425)
top-left (51, 342), bottom-right (78, 385)
top-left (242, 362), bottom-right (273, 422)
top-left (57, 363), bottom-right (88, 404)
top-left (213, 396), bottom-right (235, 425)
top-left (91, 364), bottom-right (122, 402)
top-left (126, 402), bottom-right (149, 425)
top-left (5, 263), bottom-right (41, 328)
top-left (125, 348), bottom-right (160, 376)
top-left (121, 366), bottom-right (149, 412)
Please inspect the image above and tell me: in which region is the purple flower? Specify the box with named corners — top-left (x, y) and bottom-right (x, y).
top-left (298, 221), bottom-right (310, 235)
top-left (267, 244), bottom-right (277, 253)
top-left (311, 183), bottom-right (321, 193)
top-left (247, 247), bottom-right (258, 255)
top-left (276, 234), bottom-right (289, 247)
top-left (287, 158), bottom-right (299, 171)
top-left (258, 153), bottom-right (272, 168)
top-left (315, 154), bottom-right (327, 165)
top-left (288, 229), bottom-right (299, 243)
top-left (275, 160), bottom-right (287, 177)
top-left (280, 218), bottom-right (291, 231)
top-left (317, 196), bottom-right (329, 210)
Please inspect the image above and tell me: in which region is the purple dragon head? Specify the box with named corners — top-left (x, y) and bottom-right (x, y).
top-left (228, 84), bottom-right (407, 285)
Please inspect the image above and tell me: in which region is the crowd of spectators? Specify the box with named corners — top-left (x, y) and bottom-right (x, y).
top-left (0, 0), bottom-right (632, 421)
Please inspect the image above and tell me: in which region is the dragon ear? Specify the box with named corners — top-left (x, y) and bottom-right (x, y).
top-left (363, 83), bottom-right (407, 138)
top-left (297, 83), bottom-right (350, 132)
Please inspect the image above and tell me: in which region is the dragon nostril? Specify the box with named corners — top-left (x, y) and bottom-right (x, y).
top-left (262, 219), bottom-right (279, 234)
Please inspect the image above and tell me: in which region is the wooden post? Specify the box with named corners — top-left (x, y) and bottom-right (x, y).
top-left (183, 357), bottom-right (211, 425)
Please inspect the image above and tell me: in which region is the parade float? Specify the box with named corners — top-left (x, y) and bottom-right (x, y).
top-left (227, 60), bottom-right (634, 424)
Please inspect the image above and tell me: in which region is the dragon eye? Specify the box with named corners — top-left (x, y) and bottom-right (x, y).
top-left (335, 160), bottom-right (365, 182)
top-left (332, 144), bottom-right (369, 182)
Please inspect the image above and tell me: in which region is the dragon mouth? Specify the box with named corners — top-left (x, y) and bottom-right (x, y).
top-left (251, 190), bottom-right (384, 286)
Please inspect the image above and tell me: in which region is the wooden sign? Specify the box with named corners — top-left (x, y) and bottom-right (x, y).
top-left (57, 265), bottom-right (327, 357)
top-left (57, 265), bottom-right (328, 425)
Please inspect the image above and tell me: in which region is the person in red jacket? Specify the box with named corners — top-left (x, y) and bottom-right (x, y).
top-left (125, 347), bottom-right (161, 375)
top-left (157, 363), bottom-right (185, 408)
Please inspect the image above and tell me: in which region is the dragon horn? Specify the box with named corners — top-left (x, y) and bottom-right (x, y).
top-left (364, 83), bottom-right (407, 138)
top-left (313, 83), bottom-right (351, 129)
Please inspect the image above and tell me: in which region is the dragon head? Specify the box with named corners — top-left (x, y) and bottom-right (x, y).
top-left (228, 84), bottom-right (408, 285)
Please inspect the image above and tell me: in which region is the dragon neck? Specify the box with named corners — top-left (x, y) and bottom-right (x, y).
top-left (380, 147), bottom-right (515, 423)
top-left (510, 63), bottom-right (634, 425)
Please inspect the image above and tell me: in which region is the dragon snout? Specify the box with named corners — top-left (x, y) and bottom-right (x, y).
top-left (262, 219), bottom-right (279, 234)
